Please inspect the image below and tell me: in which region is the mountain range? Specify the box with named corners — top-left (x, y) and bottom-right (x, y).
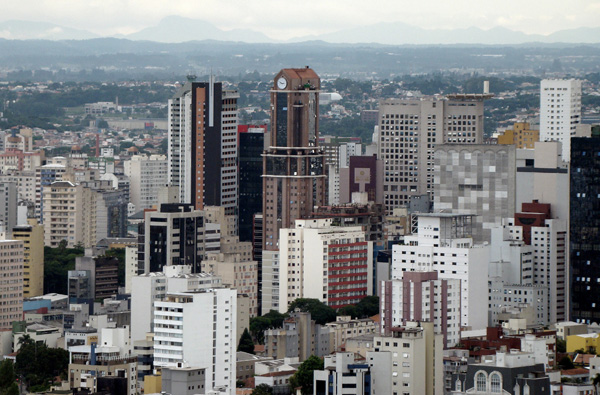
top-left (1, 16), bottom-right (599, 45)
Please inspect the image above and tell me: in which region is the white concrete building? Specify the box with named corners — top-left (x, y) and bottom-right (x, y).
top-left (130, 265), bottom-right (221, 343)
top-left (392, 213), bottom-right (489, 330)
top-left (124, 154), bottom-right (168, 211)
top-left (275, 218), bottom-right (373, 313)
top-left (539, 79), bottom-right (582, 161)
top-left (153, 288), bottom-right (237, 395)
top-left (381, 271), bottom-right (462, 348)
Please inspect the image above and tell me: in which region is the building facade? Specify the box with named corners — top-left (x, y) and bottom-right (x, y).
top-left (167, 78), bottom-right (239, 214)
top-left (540, 79), bottom-right (582, 161)
top-left (262, 67), bottom-right (326, 252)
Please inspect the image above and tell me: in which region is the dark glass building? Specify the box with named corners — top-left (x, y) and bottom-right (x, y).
top-left (238, 125), bottom-right (266, 242)
top-left (570, 132), bottom-right (600, 323)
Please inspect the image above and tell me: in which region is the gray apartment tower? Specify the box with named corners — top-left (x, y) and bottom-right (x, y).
top-left (378, 94), bottom-right (491, 211)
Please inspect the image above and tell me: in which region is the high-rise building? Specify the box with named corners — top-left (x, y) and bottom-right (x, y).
top-left (0, 238), bottom-right (23, 330)
top-left (380, 271), bottom-right (461, 348)
top-left (238, 125), bottom-right (266, 242)
top-left (124, 154), bottom-right (168, 212)
top-left (0, 182), bottom-right (17, 236)
top-left (264, 218), bottom-right (373, 314)
top-left (153, 289), bottom-right (237, 394)
top-left (262, 67), bottom-right (326, 252)
top-left (434, 144), bottom-right (516, 243)
top-left (167, 78), bottom-right (239, 214)
top-left (540, 79), bottom-right (582, 161)
top-left (378, 94), bottom-right (490, 210)
top-left (570, 134), bottom-right (600, 323)
top-left (12, 219), bottom-right (44, 298)
top-left (137, 203), bottom-right (205, 274)
top-left (391, 213), bottom-right (489, 331)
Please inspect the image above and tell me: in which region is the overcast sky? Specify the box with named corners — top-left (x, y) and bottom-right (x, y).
top-left (2, 0), bottom-right (599, 39)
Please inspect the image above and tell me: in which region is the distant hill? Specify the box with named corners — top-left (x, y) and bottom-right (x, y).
top-left (0, 16), bottom-right (599, 44)
top-left (0, 20), bottom-right (98, 40)
top-left (125, 16), bottom-right (274, 43)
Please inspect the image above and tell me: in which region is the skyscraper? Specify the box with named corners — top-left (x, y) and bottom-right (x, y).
top-left (570, 133), bottom-right (600, 323)
top-left (168, 77), bottom-right (239, 215)
top-left (540, 79), bottom-right (582, 162)
top-left (262, 67), bottom-right (326, 251)
top-left (238, 125), bottom-right (266, 242)
top-left (378, 94), bottom-right (490, 211)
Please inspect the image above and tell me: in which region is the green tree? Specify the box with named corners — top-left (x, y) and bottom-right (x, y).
top-left (237, 329), bottom-right (255, 354)
top-left (593, 373), bottom-right (600, 395)
top-left (4, 383), bottom-right (18, 395)
top-left (15, 342), bottom-right (69, 389)
top-left (289, 355), bottom-right (323, 395)
top-left (0, 359), bottom-right (15, 390)
top-left (252, 383), bottom-right (273, 395)
top-left (556, 339), bottom-right (566, 353)
top-left (43, 245), bottom-right (84, 294)
top-left (558, 356), bottom-right (575, 370)
top-left (288, 299), bottom-right (336, 325)
top-left (250, 310), bottom-right (287, 344)
top-left (355, 296), bottom-right (380, 318)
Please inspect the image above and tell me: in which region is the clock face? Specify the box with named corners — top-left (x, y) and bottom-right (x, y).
top-left (277, 77), bottom-right (287, 89)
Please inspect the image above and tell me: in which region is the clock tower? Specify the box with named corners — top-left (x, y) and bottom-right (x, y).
top-left (262, 67), bottom-right (327, 251)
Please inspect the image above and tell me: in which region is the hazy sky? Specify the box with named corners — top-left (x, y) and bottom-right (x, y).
top-left (2, 0), bottom-right (599, 39)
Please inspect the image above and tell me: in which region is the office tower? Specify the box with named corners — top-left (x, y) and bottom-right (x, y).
top-left (378, 94), bottom-right (489, 210)
top-left (380, 271), bottom-right (461, 348)
top-left (434, 144), bottom-right (516, 243)
top-left (497, 122), bottom-right (539, 149)
top-left (262, 67), bottom-right (326, 252)
top-left (263, 218), bottom-right (373, 314)
top-left (570, 134), bottom-right (600, 323)
top-left (0, 239), bottom-right (23, 330)
top-left (124, 154), bottom-right (168, 212)
top-left (137, 203), bottom-right (205, 274)
top-left (238, 125), bottom-right (266, 242)
top-left (392, 213), bottom-right (489, 330)
top-left (12, 219), bottom-right (44, 298)
top-left (72, 255), bottom-right (119, 300)
top-left (319, 136), bottom-right (362, 172)
top-left (540, 79), bottom-right (582, 161)
top-left (167, 77), bottom-right (239, 214)
top-left (153, 288), bottom-right (237, 394)
top-left (0, 182), bottom-right (17, 236)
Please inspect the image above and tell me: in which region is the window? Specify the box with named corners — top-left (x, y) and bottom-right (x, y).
top-left (476, 372), bottom-right (486, 392)
top-left (490, 372), bottom-right (501, 393)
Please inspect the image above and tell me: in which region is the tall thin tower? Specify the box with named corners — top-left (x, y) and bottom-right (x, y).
top-left (262, 67), bottom-right (326, 251)
top-left (167, 76), bottom-right (239, 215)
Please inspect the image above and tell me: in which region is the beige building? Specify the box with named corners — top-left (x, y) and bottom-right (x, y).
top-left (497, 122), bottom-right (539, 148)
top-left (325, 316), bottom-right (379, 352)
top-left (12, 219), bottom-right (44, 297)
top-left (371, 321), bottom-right (443, 395)
top-left (204, 239), bottom-right (258, 317)
top-left (42, 181), bottom-right (90, 248)
top-left (0, 239), bottom-right (24, 330)
top-left (204, 205), bottom-right (238, 237)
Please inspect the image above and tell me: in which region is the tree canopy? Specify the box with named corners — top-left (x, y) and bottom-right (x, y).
top-left (237, 328), bottom-right (255, 354)
top-left (288, 298), bottom-right (336, 325)
top-left (289, 355), bottom-right (324, 395)
top-left (15, 341), bottom-right (69, 390)
top-left (250, 310), bottom-right (287, 344)
top-left (44, 243), bottom-right (84, 294)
